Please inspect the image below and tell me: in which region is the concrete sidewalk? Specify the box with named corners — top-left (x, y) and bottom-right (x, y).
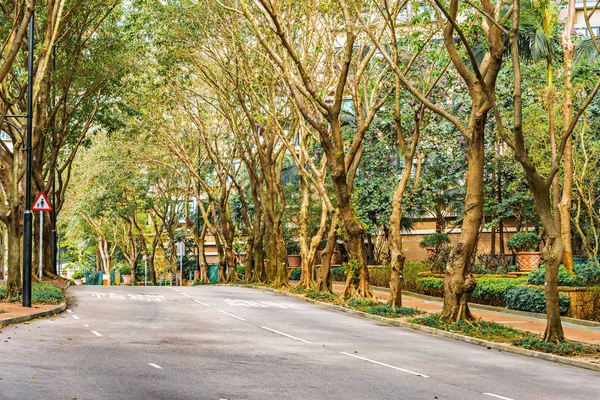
top-left (332, 283), bottom-right (600, 345)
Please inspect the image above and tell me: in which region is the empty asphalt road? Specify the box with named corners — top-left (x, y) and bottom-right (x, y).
top-left (1, 285), bottom-right (599, 399)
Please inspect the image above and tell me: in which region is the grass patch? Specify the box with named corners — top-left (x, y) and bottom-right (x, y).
top-left (346, 298), bottom-right (379, 308)
top-left (366, 304), bottom-right (422, 318)
top-left (511, 337), bottom-right (600, 356)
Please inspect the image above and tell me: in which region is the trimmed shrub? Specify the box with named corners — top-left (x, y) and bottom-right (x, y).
top-left (507, 232), bottom-right (541, 252)
top-left (289, 268), bottom-right (301, 281)
top-left (574, 262), bottom-right (600, 286)
top-left (402, 261), bottom-right (429, 292)
top-left (416, 276), bottom-right (527, 306)
top-left (305, 289), bottom-right (336, 301)
top-left (71, 270), bottom-right (84, 280)
top-left (527, 265), bottom-right (586, 287)
top-left (368, 266), bottom-right (391, 287)
top-left (504, 286), bottom-right (570, 314)
top-left (416, 277), bottom-right (443, 297)
top-left (471, 277), bottom-right (527, 306)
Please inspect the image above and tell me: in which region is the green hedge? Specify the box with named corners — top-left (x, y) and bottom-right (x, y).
top-left (504, 286), bottom-right (570, 314)
top-left (329, 262), bottom-right (428, 291)
top-left (527, 265), bottom-right (586, 287)
top-left (416, 277), bottom-right (527, 307)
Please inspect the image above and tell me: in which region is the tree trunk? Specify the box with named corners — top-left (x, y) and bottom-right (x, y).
top-left (316, 213), bottom-right (338, 293)
top-left (559, 8), bottom-right (576, 272)
top-left (441, 116), bottom-right (485, 321)
top-left (6, 216), bottom-right (22, 298)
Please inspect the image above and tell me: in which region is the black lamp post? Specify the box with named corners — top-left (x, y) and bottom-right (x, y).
top-left (22, 13), bottom-right (35, 307)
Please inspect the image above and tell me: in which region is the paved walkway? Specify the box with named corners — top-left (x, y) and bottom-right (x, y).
top-left (333, 283), bottom-right (600, 345)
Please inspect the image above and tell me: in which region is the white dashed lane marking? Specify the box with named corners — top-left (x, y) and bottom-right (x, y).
top-left (66, 309), bottom-right (73, 313)
top-left (183, 293), bottom-right (191, 298)
top-left (219, 310), bottom-right (246, 321)
top-left (72, 315), bottom-right (80, 320)
top-left (84, 324), bottom-right (90, 327)
top-left (91, 331), bottom-right (103, 337)
top-left (340, 352), bottom-right (429, 378)
top-left (148, 363), bottom-right (163, 370)
top-left (194, 300), bottom-right (210, 307)
top-left (484, 394), bottom-right (514, 400)
top-left (260, 326), bottom-right (312, 344)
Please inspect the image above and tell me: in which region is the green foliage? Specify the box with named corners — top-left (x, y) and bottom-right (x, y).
top-left (305, 290), bottom-right (336, 301)
top-left (23, 283), bottom-right (64, 304)
top-left (71, 270), bottom-right (84, 280)
top-left (412, 313), bottom-right (524, 341)
top-left (416, 277), bottom-right (444, 296)
top-left (419, 233), bottom-right (451, 273)
top-left (347, 298), bottom-right (379, 307)
top-left (366, 305), bottom-right (421, 318)
top-left (331, 266), bottom-right (346, 281)
top-left (342, 259), bottom-right (361, 282)
top-left (512, 337), bottom-right (600, 356)
top-left (289, 268), bottom-right (302, 281)
top-left (471, 277), bottom-right (527, 306)
top-left (504, 286), bottom-right (570, 314)
top-left (507, 232), bottom-right (541, 252)
top-left (192, 279), bottom-right (211, 286)
top-left (368, 266), bottom-right (391, 287)
top-left (236, 266), bottom-right (246, 279)
top-left (285, 241), bottom-right (301, 255)
top-left (417, 276), bottom-right (527, 306)
top-left (118, 264), bottom-right (131, 275)
top-left (402, 262), bottom-right (430, 292)
top-left (419, 233), bottom-right (450, 248)
top-left (527, 265), bottom-right (587, 287)
top-left (0, 285), bottom-right (6, 299)
top-left (573, 263), bottom-right (600, 286)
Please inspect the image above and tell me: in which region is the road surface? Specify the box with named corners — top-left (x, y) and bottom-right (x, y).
top-left (1, 285), bottom-right (598, 399)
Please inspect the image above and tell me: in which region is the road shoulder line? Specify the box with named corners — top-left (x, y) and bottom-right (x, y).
top-left (232, 284), bottom-right (600, 373)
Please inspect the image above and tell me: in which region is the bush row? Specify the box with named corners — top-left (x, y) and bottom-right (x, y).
top-left (527, 263), bottom-right (600, 287)
top-left (416, 276), bottom-right (571, 313)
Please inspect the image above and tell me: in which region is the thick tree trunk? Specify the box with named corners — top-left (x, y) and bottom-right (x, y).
top-left (316, 213), bottom-right (338, 293)
top-left (441, 117), bottom-right (485, 321)
top-left (6, 216), bottom-right (22, 298)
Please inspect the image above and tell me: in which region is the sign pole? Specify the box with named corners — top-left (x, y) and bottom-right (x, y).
top-left (39, 211), bottom-right (43, 281)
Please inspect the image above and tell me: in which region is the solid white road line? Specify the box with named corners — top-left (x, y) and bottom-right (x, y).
top-left (219, 310), bottom-right (246, 321)
top-left (484, 394), bottom-right (514, 400)
top-left (91, 331), bottom-right (103, 337)
top-left (340, 352), bottom-right (429, 378)
top-left (148, 363), bottom-right (163, 370)
top-left (183, 293), bottom-right (191, 298)
top-left (72, 315), bottom-right (80, 320)
top-left (194, 300), bottom-right (210, 307)
top-left (260, 326), bottom-right (312, 344)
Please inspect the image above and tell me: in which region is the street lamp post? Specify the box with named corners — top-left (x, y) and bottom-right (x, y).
top-left (22, 13), bottom-right (35, 307)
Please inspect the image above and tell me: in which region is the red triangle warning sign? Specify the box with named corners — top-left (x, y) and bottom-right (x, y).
top-left (32, 192), bottom-right (52, 211)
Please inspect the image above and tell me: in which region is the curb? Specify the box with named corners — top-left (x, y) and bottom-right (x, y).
top-left (332, 282), bottom-right (600, 328)
top-left (236, 284), bottom-right (600, 373)
top-left (0, 301), bottom-right (68, 327)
